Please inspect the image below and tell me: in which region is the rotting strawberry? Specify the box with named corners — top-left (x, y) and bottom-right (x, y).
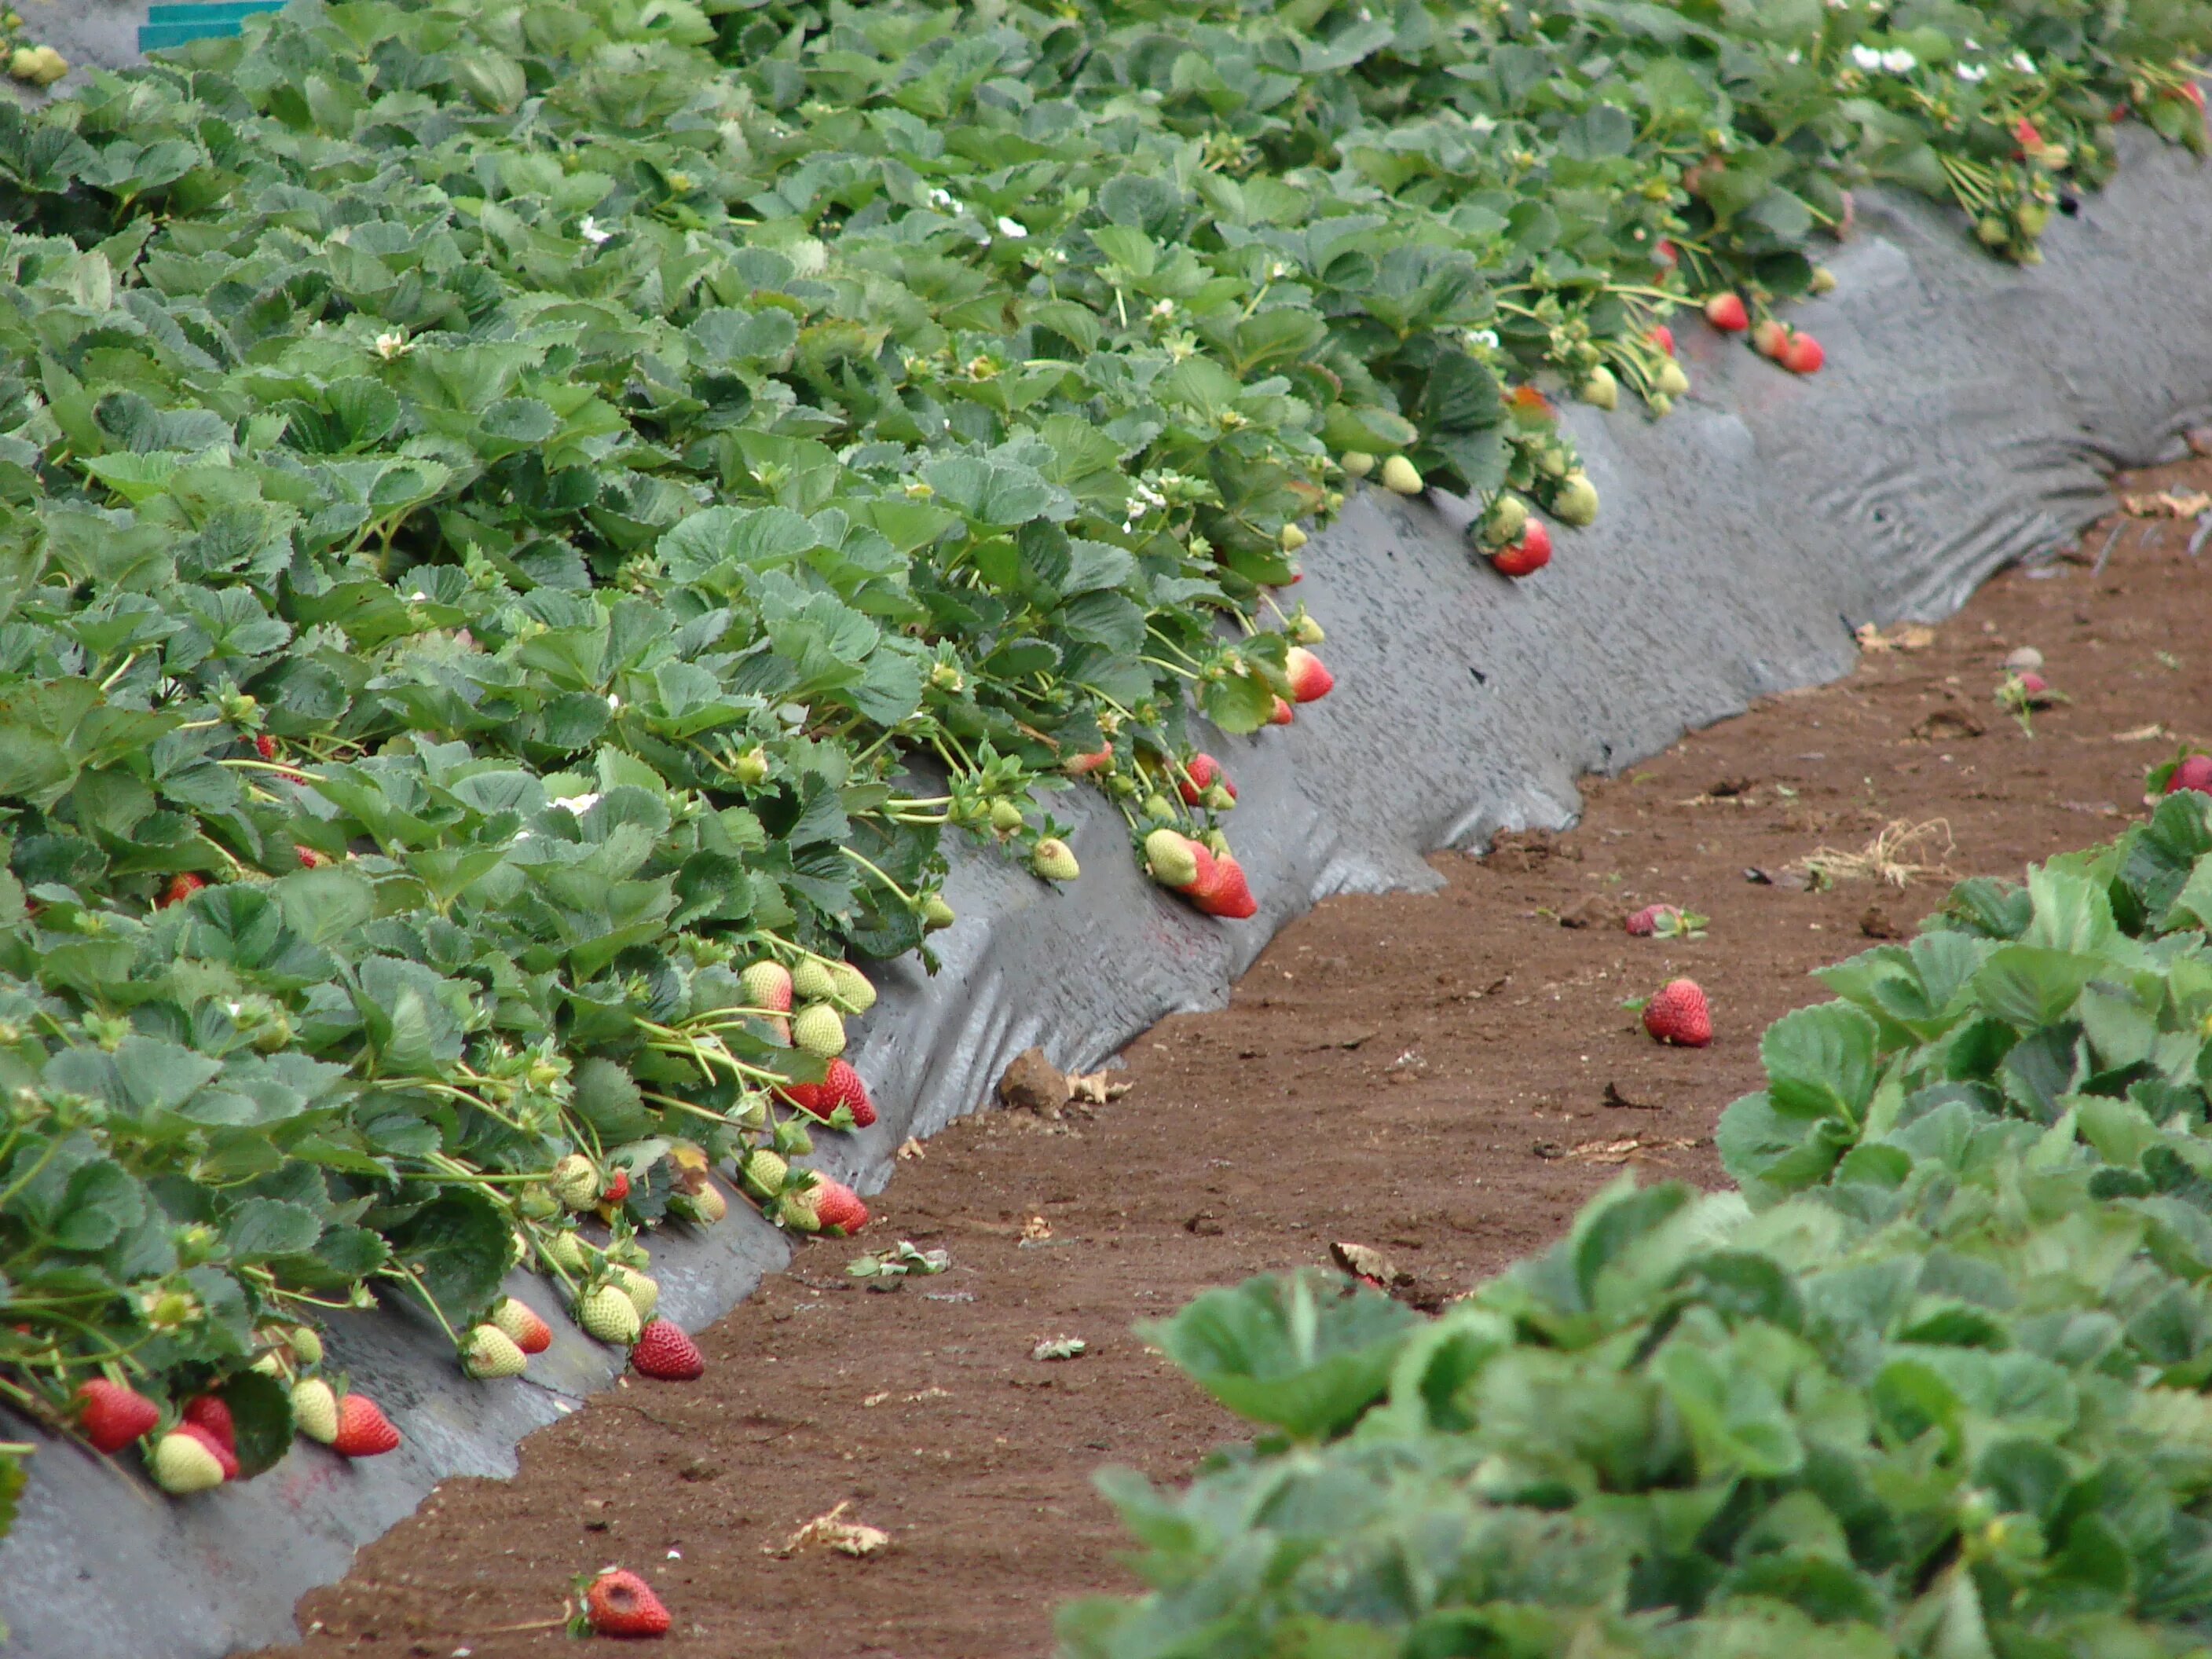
top-left (784, 1057), bottom-right (877, 1128)
top-left (812, 1178), bottom-right (870, 1235)
top-left (1284, 646), bottom-right (1334, 703)
top-left (2165, 754), bottom-right (2212, 795)
top-left (1188, 850), bottom-right (1258, 920)
top-left (182, 1394), bottom-right (235, 1455)
top-left (1643, 979), bottom-right (1713, 1047)
top-left (1178, 753), bottom-right (1233, 805)
top-left (583, 1569), bottom-right (671, 1639)
top-left (177, 1419), bottom-right (238, 1481)
top-left (75, 1379), bottom-right (159, 1453)
top-left (149, 1429), bottom-right (227, 1495)
top-left (254, 733), bottom-right (277, 760)
top-left (492, 1297), bottom-right (554, 1355)
top-left (331, 1393), bottom-right (401, 1458)
top-left (630, 1319), bottom-right (704, 1382)
top-left (1491, 519), bottom-right (1551, 577)
top-left (1624, 903), bottom-right (1679, 937)
top-left (1702, 292), bottom-right (1749, 331)
top-left (159, 873), bottom-right (206, 907)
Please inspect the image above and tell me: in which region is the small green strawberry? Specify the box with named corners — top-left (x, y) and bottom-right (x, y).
top-left (577, 1282), bottom-right (643, 1346)
top-left (792, 1003), bottom-right (846, 1057)
top-left (462, 1324), bottom-right (529, 1379)
top-left (921, 894), bottom-right (956, 931)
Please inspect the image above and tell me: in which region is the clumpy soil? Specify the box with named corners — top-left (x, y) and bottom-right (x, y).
top-left (266, 460), bottom-right (2212, 1659)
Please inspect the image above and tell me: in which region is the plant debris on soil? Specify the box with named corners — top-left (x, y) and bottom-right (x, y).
top-left (263, 462), bottom-right (2212, 1658)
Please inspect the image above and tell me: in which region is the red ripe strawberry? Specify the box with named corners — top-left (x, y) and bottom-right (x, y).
top-left (1507, 384), bottom-right (1554, 417)
top-left (1779, 331), bottom-right (1824, 375)
top-left (1284, 646), bottom-right (1333, 703)
top-left (75, 1379), bottom-right (159, 1453)
top-left (1643, 979), bottom-right (1712, 1047)
top-left (1189, 851), bottom-right (1258, 920)
top-left (630, 1319), bottom-right (705, 1382)
top-left (1647, 324), bottom-right (1675, 357)
top-left (1654, 239), bottom-right (1678, 270)
top-left (254, 734), bottom-right (276, 760)
top-left (1491, 518), bottom-right (1551, 578)
top-left (182, 1395), bottom-right (235, 1453)
top-left (159, 873), bottom-right (206, 908)
top-left (331, 1393), bottom-right (401, 1458)
top-left (584, 1569), bottom-right (671, 1639)
top-left (178, 1419), bottom-right (238, 1481)
top-left (1702, 292), bottom-right (1749, 332)
top-left (784, 1057), bottom-right (877, 1128)
top-left (602, 1170), bottom-right (631, 1206)
top-left (2166, 755), bottom-right (2212, 796)
top-left (1624, 903), bottom-right (1679, 937)
top-left (1267, 696), bottom-right (1294, 727)
top-left (294, 844), bottom-right (328, 869)
top-left (812, 1178), bottom-right (869, 1235)
top-left (1178, 753), bottom-right (1234, 805)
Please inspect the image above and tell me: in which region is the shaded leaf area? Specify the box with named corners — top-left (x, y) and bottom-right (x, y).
top-left (1071, 793), bottom-right (2212, 1655)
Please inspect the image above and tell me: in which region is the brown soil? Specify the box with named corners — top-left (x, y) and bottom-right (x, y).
top-left (265, 460), bottom-right (2212, 1659)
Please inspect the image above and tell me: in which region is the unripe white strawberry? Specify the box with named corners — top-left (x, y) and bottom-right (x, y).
top-left (828, 962), bottom-right (876, 1013)
top-left (550, 1152), bottom-right (599, 1209)
top-left (1032, 837), bottom-right (1079, 881)
top-left (1279, 522), bottom-right (1307, 552)
top-left (1579, 364), bottom-right (1619, 409)
top-left (1551, 472), bottom-right (1599, 527)
top-left (791, 958), bottom-right (837, 1002)
top-left (1379, 455), bottom-right (1423, 496)
top-left (291, 1378), bottom-right (340, 1445)
top-left (151, 1430), bottom-right (226, 1494)
top-left (539, 1229), bottom-right (587, 1274)
top-left (1143, 829), bottom-right (1199, 889)
top-left (462, 1324), bottom-right (528, 1379)
top-left (1339, 450), bottom-right (1375, 478)
top-left (611, 1264), bottom-right (660, 1321)
top-left (742, 1148), bottom-right (789, 1194)
top-left (778, 1186), bottom-right (822, 1232)
top-left (1654, 359), bottom-right (1690, 398)
top-left (577, 1283), bottom-right (642, 1346)
top-left (792, 1003), bottom-right (846, 1057)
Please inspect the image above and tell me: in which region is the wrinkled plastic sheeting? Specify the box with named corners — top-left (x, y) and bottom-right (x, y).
top-left (5, 127), bottom-right (2212, 1659)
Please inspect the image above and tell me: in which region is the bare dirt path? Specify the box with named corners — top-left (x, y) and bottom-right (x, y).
top-left (264, 460), bottom-right (2212, 1659)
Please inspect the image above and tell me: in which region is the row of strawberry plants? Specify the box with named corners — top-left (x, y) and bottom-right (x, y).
top-left (1063, 777), bottom-right (2212, 1657)
top-left (1, 0), bottom-right (2209, 1507)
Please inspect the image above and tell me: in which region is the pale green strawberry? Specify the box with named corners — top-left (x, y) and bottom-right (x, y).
top-left (921, 895), bottom-right (956, 932)
top-left (742, 1148), bottom-right (789, 1195)
top-left (291, 1378), bottom-right (340, 1445)
top-left (462, 1324), bottom-right (528, 1379)
top-left (792, 1003), bottom-right (846, 1057)
top-left (150, 1430), bottom-right (226, 1494)
top-left (577, 1283), bottom-right (642, 1346)
top-left (1379, 456), bottom-right (1423, 495)
top-left (829, 961), bottom-right (876, 1013)
top-left (288, 1325), bottom-right (324, 1367)
top-left (549, 1152), bottom-right (599, 1209)
top-left (540, 1229), bottom-right (587, 1274)
top-left (1032, 838), bottom-right (1080, 881)
top-left (791, 958), bottom-right (837, 1002)
top-left (611, 1264), bottom-right (661, 1321)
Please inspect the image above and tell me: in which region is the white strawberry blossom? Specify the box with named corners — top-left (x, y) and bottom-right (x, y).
top-left (995, 216), bottom-right (1028, 239)
top-left (375, 330), bottom-right (410, 359)
top-left (2012, 51), bottom-right (2035, 72)
top-left (578, 215), bottom-right (612, 244)
top-left (1882, 48), bottom-right (1917, 71)
top-left (1955, 61), bottom-right (1987, 81)
top-left (552, 792), bottom-right (602, 816)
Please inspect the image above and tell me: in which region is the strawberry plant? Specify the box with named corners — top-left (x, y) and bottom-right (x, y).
top-left (0, 0), bottom-right (2204, 1514)
top-left (1068, 793), bottom-right (2212, 1655)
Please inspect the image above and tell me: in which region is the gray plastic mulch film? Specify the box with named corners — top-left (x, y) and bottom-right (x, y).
top-left (3, 55), bottom-right (2210, 1649)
